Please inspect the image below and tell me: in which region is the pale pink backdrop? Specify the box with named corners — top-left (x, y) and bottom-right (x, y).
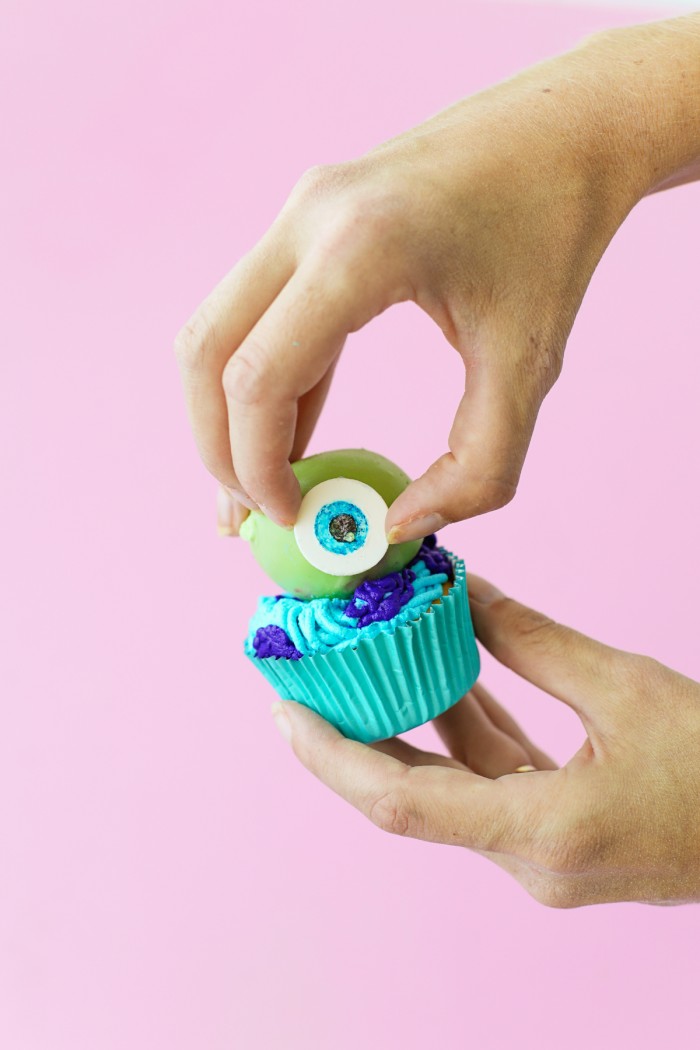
top-left (2, 2), bottom-right (699, 1048)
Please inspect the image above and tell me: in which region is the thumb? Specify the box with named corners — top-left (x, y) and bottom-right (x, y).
top-left (271, 700), bottom-right (541, 854)
top-left (386, 332), bottom-right (551, 543)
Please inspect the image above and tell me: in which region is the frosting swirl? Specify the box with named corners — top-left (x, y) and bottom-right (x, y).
top-left (247, 540), bottom-right (451, 660)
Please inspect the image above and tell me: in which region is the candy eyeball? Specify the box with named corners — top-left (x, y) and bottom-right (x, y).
top-left (294, 478), bottom-right (389, 576)
top-left (239, 448), bottom-right (423, 598)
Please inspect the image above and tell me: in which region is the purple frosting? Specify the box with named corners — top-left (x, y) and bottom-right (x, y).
top-left (343, 535), bottom-right (452, 628)
top-left (252, 625), bottom-right (302, 660)
top-left (412, 534), bottom-right (453, 579)
top-left (344, 568), bottom-right (416, 628)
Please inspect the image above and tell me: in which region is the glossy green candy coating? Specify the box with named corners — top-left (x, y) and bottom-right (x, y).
top-left (239, 449), bottom-right (422, 598)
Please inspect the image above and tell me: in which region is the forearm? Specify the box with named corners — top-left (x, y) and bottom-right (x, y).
top-left (573, 16), bottom-right (700, 200)
top-left (401, 14), bottom-right (700, 240)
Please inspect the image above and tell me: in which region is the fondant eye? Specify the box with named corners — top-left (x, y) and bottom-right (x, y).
top-left (294, 477), bottom-right (389, 576)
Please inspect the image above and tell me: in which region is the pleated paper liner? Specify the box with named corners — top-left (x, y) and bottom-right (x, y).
top-left (246, 551), bottom-right (480, 743)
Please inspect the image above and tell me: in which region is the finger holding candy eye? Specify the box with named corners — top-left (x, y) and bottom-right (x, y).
top-left (239, 449), bottom-right (423, 598)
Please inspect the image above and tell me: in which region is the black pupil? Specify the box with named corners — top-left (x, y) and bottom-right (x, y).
top-left (329, 513), bottom-right (357, 543)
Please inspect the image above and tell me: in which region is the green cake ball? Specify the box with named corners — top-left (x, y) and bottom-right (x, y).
top-left (239, 449), bottom-right (422, 598)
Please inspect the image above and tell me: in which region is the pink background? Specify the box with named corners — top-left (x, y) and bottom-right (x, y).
top-left (2, 1), bottom-right (699, 1047)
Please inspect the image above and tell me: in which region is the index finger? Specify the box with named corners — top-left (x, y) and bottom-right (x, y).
top-left (467, 574), bottom-right (622, 739)
top-left (174, 232), bottom-right (293, 499)
top-left (222, 256), bottom-right (370, 524)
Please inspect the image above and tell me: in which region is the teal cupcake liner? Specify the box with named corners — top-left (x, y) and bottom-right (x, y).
top-left (246, 552), bottom-right (480, 743)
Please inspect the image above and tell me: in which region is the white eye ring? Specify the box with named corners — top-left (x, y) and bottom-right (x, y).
top-left (294, 477), bottom-right (390, 576)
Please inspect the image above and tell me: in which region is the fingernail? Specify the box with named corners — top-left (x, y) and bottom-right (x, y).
top-left (217, 486), bottom-right (237, 537)
top-left (468, 574), bottom-right (505, 604)
top-left (259, 504), bottom-right (295, 531)
top-left (387, 512), bottom-right (445, 545)
top-left (271, 702), bottom-right (292, 743)
top-left (225, 486), bottom-right (258, 512)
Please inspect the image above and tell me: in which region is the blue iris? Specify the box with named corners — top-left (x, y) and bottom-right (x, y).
top-left (314, 500), bottom-right (368, 557)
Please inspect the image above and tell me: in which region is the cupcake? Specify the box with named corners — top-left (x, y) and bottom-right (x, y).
top-left (241, 449), bottom-right (479, 743)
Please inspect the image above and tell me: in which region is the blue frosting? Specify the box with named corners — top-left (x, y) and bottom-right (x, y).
top-left (246, 551), bottom-right (450, 659)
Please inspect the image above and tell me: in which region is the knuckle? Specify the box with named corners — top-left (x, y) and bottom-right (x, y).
top-left (174, 306), bottom-right (218, 371)
top-left (536, 806), bottom-right (614, 879)
top-left (222, 345), bottom-right (269, 406)
top-left (605, 652), bottom-right (674, 732)
top-left (368, 788), bottom-right (412, 838)
top-left (471, 476), bottom-right (518, 514)
top-left (439, 451), bottom-right (519, 518)
top-left (614, 652), bottom-right (665, 696)
top-left (324, 190), bottom-right (404, 253)
top-left (291, 162), bottom-right (349, 205)
top-left (288, 162), bottom-right (408, 277)
top-left (529, 875), bottom-right (585, 910)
